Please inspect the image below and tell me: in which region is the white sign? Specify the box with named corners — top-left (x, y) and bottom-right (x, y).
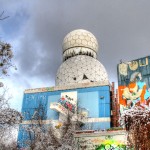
top-left (60, 91), bottom-right (77, 105)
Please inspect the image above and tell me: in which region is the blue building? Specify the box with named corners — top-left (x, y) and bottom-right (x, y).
top-left (18, 29), bottom-right (112, 147)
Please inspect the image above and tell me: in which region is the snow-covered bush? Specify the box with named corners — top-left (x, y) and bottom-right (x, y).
top-left (0, 88), bottom-right (22, 149)
top-left (120, 106), bottom-right (150, 149)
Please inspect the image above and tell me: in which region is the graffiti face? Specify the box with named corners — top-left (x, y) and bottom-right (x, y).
top-left (128, 82), bottom-right (137, 93)
top-left (118, 63), bottom-right (128, 76)
top-left (129, 61), bottom-right (138, 71)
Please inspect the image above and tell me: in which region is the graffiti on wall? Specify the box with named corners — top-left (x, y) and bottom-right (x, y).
top-left (50, 91), bottom-right (77, 115)
top-left (95, 136), bottom-right (126, 150)
top-left (58, 91), bottom-right (77, 113)
top-left (118, 56), bottom-right (150, 113)
top-left (75, 131), bottom-right (127, 150)
top-left (96, 143), bottom-right (126, 150)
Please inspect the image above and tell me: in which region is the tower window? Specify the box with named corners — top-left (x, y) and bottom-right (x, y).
top-left (73, 77), bottom-right (76, 80)
top-left (83, 74), bottom-right (88, 80)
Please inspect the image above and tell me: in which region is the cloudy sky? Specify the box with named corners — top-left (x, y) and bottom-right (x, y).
top-left (0, 0), bottom-right (150, 111)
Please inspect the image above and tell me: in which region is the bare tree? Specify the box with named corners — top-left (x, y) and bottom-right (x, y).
top-left (120, 106), bottom-right (150, 149)
top-left (0, 41), bottom-right (14, 78)
top-left (0, 11), bottom-right (14, 83)
top-left (0, 13), bottom-right (22, 149)
top-left (19, 103), bottom-right (60, 149)
top-left (20, 103), bottom-right (84, 150)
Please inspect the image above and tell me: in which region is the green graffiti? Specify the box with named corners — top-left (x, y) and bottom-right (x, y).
top-left (95, 144), bottom-right (126, 150)
top-left (95, 137), bottom-right (126, 150)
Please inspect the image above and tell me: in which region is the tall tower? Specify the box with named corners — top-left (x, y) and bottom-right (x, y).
top-left (56, 29), bottom-right (109, 86)
top-left (18, 29), bottom-right (113, 148)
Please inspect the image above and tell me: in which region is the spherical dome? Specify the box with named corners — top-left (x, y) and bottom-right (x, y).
top-left (56, 55), bottom-right (109, 86)
top-left (62, 29), bottom-right (98, 53)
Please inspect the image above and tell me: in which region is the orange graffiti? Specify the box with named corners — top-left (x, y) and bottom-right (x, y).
top-left (118, 86), bottom-right (127, 106)
top-left (128, 82), bottom-right (136, 91)
top-left (140, 84), bottom-right (146, 104)
top-left (119, 83), bottom-right (148, 107)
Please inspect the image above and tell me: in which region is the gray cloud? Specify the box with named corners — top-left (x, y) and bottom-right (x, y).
top-left (1, 0), bottom-right (150, 88)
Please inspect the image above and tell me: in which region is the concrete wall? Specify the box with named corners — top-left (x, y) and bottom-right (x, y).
top-left (74, 130), bottom-right (127, 150)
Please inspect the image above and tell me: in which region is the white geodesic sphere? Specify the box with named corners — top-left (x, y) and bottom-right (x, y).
top-left (56, 55), bottom-right (109, 86)
top-left (62, 29), bottom-right (98, 53)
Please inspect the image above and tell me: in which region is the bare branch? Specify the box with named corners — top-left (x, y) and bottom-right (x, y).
top-left (0, 11), bottom-right (9, 20)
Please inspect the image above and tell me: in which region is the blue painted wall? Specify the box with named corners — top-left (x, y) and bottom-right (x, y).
top-left (21, 86), bottom-right (111, 121)
top-left (47, 95), bottom-right (60, 120)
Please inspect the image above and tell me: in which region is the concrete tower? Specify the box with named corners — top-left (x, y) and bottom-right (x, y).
top-left (56, 29), bottom-right (109, 86)
top-left (18, 30), bottom-right (127, 149)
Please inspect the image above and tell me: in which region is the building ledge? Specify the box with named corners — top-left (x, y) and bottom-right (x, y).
top-left (24, 81), bottom-right (110, 94)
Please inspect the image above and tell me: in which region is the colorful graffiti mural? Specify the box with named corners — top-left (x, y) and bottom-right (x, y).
top-left (58, 92), bottom-right (77, 113)
top-left (75, 131), bottom-right (127, 150)
top-left (50, 91), bottom-right (77, 116)
top-left (95, 135), bottom-right (126, 150)
top-left (117, 56), bottom-right (150, 113)
top-left (58, 97), bottom-right (76, 113)
top-left (60, 91), bottom-right (77, 113)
